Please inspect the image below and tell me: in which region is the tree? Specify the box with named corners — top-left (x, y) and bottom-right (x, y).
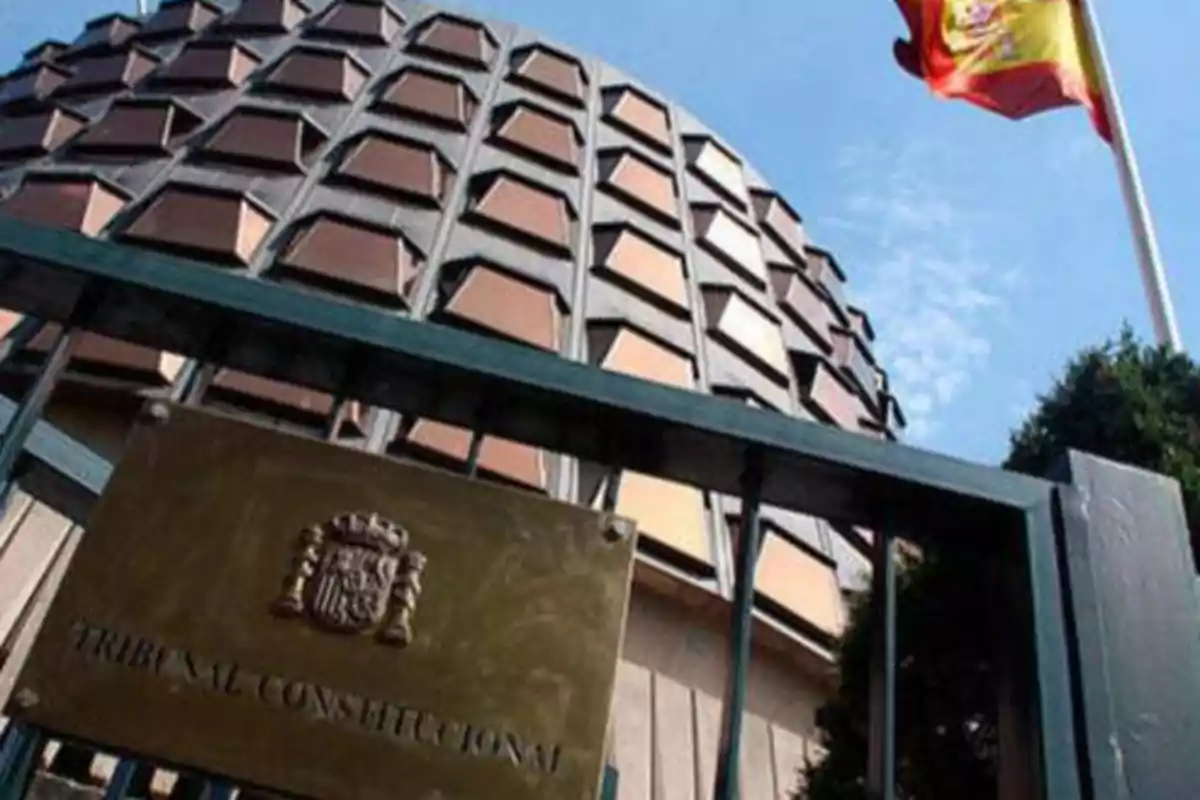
top-left (798, 327), bottom-right (1200, 799)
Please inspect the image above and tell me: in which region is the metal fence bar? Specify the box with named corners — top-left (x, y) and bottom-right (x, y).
top-left (322, 399), bottom-right (345, 443)
top-left (201, 778), bottom-right (235, 800)
top-left (0, 728), bottom-right (23, 785)
top-left (0, 222), bottom-right (1095, 800)
top-left (0, 325), bottom-right (76, 506)
top-left (1023, 498), bottom-right (1083, 800)
top-left (465, 429), bottom-right (484, 478)
top-left (0, 318), bottom-right (45, 366)
top-left (601, 765), bottom-right (619, 800)
top-left (102, 759), bottom-right (137, 800)
top-left (464, 400), bottom-right (492, 479)
top-left (713, 447), bottom-right (765, 800)
top-left (866, 531), bottom-right (897, 800)
top-left (0, 725), bottom-right (44, 800)
top-left (167, 359), bottom-right (202, 404)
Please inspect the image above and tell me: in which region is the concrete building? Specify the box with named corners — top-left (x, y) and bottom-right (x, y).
top-left (0, 1), bottom-right (903, 797)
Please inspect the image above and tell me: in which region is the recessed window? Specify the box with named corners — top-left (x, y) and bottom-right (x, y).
top-left (752, 528), bottom-right (845, 636)
top-left (847, 306), bottom-right (875, 343)
top-left (601, 85), bottom-right (671, 152)
top-left (597, 149), bottom-right (678, 224)
top-left (489, 101), bottom-right (581, 173)
top-left (399, 420), bottom-right (547, 492)
top-left (154, 42), bottom-right (261, 91)
top-left (54, 48), bottom-right (160, 97)
top-left (587, 323), bottom-right (693, 390)
top-left (261, 46), bottom-right (368, 102)
top-left (63, 13), bottom-right (140, 58)
top-left (437, 262), bottom-right (563, 352)
top-left (408, 14), bottom-right (498, 70)
top-left (509, 45), bottom-right (587, 107)
top-left (464, 171), bottom-right (576, 256)
top-left (0, 175), bottom-right (126, 237)
top-left (308, 0), bottom-right (404, 45)
top-left (275, 212), bottom-right (420, 308)
top-left (200, 106), bottom-right (326, 173)
top-left (702, 286), bottom-right (790, 386)
top-left (692, 205), bottom-right (767, 287)
top-left (592, 224), bottom-right (689, 316)
top-left (804, 246), bottom-right (849, 314)
top-left (769, 266), bottom-right (835, 354)
top-left (333, 132), bottom-right (452, 207)
top-left (0, 63), bottom-right (72, 108)
top-left (207, 369), bottom-right (340, 431)
top-left (0, 107), bottom-right (86, 161)
top-left (26, 324), bottom-right (182, 386)
top-left (121, 184), bottom-right (274, 265)
top-left (791, 352), bottom-right (875, 433)
top-left (74, 99), bottom-right (203, 157)
top-left (684, 136), bottom-right (748, 208)
top-left (830, 327), bottom-right (879, 403)
top-left (611, 472), bottom-right (711, 568)
top-left (134, 0), bottom-right (222, 43)
top-left (374, 66), bottom-right (477, 131)
top-left (20, 40), bottom-right (68, 66)
top-left (752, 190), bottom-right (807, 264)
top-left (221, 0), bottom-right (311, 35)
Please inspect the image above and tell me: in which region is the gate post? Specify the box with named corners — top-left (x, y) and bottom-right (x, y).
top-left (1053, 451), bottom-right (1200, 799)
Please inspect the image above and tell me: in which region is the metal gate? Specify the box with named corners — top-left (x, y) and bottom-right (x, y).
top-left (0, 218), bottom-right (1198, 799)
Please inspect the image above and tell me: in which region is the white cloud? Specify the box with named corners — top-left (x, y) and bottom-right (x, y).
top-left (816, 140), bottom-right (1019, 443)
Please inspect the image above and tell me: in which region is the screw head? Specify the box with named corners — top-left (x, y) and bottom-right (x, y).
top-left (145, 401), bottom-right (171, 424)
top-left (603, 516), bottom-right (636, 543)
top-left (12, 688), bottom-right (38, 710)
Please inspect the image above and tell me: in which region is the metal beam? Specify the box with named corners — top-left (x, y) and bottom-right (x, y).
top-left (0, 392), bottom-right (112, 521)
top-left (0, 220), bottom-right (1047, 534)
top-left (0, 325), bottom-right (77, 507)
top-left (866, 531), bottom-right (897, 800)
top-left (713, 449), bottom-right (765, 800)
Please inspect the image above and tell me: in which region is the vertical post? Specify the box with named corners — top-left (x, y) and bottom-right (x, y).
top-left (201, 779), bottom-right (234, 800)
top-left (323, 399), bottom-right (345, 443)
top-left (0, 319), bottom-right (46, 366)
top-left (465, 430), bottom-right (484, 478)
top-left (464, 401), bottom-right (491, 478)
top-left (1022, 497), bottom-right (1083, 800)
top-left (1054, 451), bottom-right (1200, 798)
top-left (0, 326), bottom-right (76, 505)
top-left (102, 759), bottom-right (137, 800)
top-left (0, 725), bottom-right (45, 800)
top-left (1078, 0), bottom-right (1183, 351)
top-left (713, 447), bottom-right (766, 800)
top-left (865, 531), bottom-right (897, 800)
top-left (167, 361), bottom-right (201, 404)
top-left (600, 765), bottom-right (619, 800)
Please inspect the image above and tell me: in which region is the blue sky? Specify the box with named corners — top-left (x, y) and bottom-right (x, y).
top-left (3, 0), bottom-right (1196, 465)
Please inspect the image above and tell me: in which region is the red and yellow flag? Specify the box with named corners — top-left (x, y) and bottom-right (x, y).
top-left (893, 0), bottom-right (1111, 141)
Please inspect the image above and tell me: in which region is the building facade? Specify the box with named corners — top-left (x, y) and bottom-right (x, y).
top-left (0, 1), bottom-right (903, 797)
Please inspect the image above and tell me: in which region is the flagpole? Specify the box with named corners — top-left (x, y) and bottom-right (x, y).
top-left (1077, 0), bottom-right (1182, 352)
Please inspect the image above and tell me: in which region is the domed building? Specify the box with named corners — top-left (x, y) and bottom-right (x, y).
top-left (0, 1), bottom-right (903, 797)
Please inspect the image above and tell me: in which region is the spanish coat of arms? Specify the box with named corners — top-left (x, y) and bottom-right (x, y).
top-left (273, 512), bottom-right (427, 647)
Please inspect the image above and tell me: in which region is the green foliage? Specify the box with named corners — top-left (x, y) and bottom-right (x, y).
top-left (1005, 326), bottom-right (1200, 559)
top-left (797, 327), bottom-right (1200, 799)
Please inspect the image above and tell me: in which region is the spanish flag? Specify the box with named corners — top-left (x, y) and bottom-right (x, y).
top-left (893, 0), bottom-right (1112, 142)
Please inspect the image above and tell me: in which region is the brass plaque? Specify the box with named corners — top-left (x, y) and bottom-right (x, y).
top-left (10, 404), bottom-right (636, 800)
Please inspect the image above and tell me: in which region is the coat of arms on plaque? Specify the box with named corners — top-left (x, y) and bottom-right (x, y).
top-left (273, 512), bottom-right (427, 647)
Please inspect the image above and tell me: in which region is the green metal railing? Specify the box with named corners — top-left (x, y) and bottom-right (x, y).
top-left (0, 218), bottom-right (1082, 799)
